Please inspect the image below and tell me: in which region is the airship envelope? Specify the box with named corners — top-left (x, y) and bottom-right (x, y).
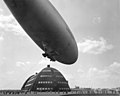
top-left (4, 0), bottom-right (78, 64)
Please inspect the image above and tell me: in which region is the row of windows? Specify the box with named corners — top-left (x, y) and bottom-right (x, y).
top-left (40, 75), bottom-right (64, 78)
top-left (53, 70), bottom-right (59, 72)
top-left (42, 70), bottom-right (51, 72)
top-left (37, 88), bottom-right (53, 90)
top-left (58, 81), bottom-right (67, 84)
top-left (59, 88), bottom-right (70, 90)
top-left (40, 75), bottom-right (52, 77)
top-left (25, 83), bottom-right (32, 87)
top-left (30, 76), bottom-right (36, 80)
top-left (27, 78), bottom-right (35, 83)
top-left (36, 87), bottom-right (69, 91)
top-left (37, 81), bottom-right (67, 84)
top-left (38, 81), bottom-right (53, 84)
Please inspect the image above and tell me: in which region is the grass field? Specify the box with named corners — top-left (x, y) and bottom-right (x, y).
top-left (0, 92), bottom-right (119, 96)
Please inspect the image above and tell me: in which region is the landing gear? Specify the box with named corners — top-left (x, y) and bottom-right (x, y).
top-left (41, 41), bottom-right (57, 62)
top-left (42, 53), bottom-right (56, 62)
top-left (42, 53), bottom-right (47, 57)
top-left (49, 56), bottom-right (56, 61)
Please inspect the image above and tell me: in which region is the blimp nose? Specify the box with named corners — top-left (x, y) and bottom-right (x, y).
top-left (56, 42), bottom-right (78, 64)
top-left (64, 44), bottom-right (78, 64)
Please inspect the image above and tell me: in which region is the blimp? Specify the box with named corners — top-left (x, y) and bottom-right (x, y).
top-left (4, 0), bottom-right (78, 64)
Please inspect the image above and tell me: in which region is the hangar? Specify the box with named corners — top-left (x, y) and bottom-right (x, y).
top-left (21, 65), bottom-right (70, 92)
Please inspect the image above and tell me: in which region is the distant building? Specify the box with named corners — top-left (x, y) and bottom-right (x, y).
top-left (21, 65), bottom-right (70, 92)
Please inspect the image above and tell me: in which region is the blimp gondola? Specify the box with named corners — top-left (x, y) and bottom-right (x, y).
top-left (4, 0), bottom-right (78, 64)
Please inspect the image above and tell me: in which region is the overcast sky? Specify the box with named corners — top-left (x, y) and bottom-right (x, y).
top-left (0, 0), bottom-right (120, 89)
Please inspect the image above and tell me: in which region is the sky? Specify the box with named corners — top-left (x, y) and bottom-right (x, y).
top-left (0, 0), bottom-right (120, 89)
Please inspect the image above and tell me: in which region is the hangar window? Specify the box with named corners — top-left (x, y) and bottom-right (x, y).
top-left (25, 83), bottom-right (32, 87)
top-left (48, 81), bottom-right (52, 84)
top-left (40, 75), bottom-right (52, 77)
top-left (42, 70), bottom-right (51, 72)
top-left (27, 78), bottom-right (35, 83)
top-left (37, 88), bottom-right (41, 90)
top-left (38, 81), bottom-right (52, 84)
